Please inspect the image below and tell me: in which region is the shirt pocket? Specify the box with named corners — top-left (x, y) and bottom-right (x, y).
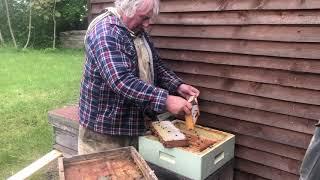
top-left (122, 41), bottom-right (138, 75)
top-left (122, 38), bottom-right (136, 56)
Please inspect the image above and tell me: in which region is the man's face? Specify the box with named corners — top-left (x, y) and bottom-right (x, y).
top-left (127, 0), bottom-right (154, 33)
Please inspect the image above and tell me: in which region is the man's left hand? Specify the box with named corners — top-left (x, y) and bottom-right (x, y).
top-left (177, 84), bottom-right (200, 99)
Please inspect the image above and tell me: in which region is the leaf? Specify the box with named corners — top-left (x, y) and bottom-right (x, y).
top-left (43, 15), bottom-right (50, 20)
top-left (34, 5), bottom-right (41, 10)
top-left (55, 11), bottom-right (61, 17)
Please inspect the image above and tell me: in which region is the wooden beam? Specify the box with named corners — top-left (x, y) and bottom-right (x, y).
top-left (198, 87), bottom-right (320, 121)
top-left (235, 134), bottom-right (306, 161)
top-left (177, 73), bottom-right (320, 106)
top-left (158, 49), bottom-right (320, 74)
top-left (150, 25), bottom-right (320, 43)
top-left (235, 170), bottom-right (269, 180)
top-left (160, 0), bottom-right (320, 12)
top-left (199, 100), bottom-right (315, 134)
top-left (165, 60), bottom-right (320, 91)
top-left (89, 0), bottom-right (320, 12)
top-left (154, 37), bottom-right (320, 59)
top-left (236, 145), bottom-right (301, 175)
top-left (199, 112), bottom-right (312, 149)
top-left (155, 10), bottom-right (320, 25)
top-left (235, 158), bottom-right (299, 180)
top-left (7, 150), bottom-right (63, 180)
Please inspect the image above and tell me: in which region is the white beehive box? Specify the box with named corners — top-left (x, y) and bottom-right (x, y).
top-left (139, 120), bottom-right (235, 180)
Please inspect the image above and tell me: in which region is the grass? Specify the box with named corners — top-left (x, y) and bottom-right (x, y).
top-left (0, 48), bottom-right (84, 179)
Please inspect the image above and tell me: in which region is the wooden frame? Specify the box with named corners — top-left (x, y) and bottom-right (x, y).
top-left (58, 146), bottom-right (158, 180)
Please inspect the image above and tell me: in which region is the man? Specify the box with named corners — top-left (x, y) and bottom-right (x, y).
top-left (78, 0), bottom-right (199, 154)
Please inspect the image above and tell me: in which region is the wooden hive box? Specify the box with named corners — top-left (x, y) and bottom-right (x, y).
top-left (58, 146), bottom-right (157, 180)
top-left (48, 106), bottom-right (79, 157)
top-left (139, 120), bottom-right (235, 180)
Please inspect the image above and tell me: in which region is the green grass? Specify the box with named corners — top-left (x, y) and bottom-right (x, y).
top-left (0, 48), bottom-right (84, 179)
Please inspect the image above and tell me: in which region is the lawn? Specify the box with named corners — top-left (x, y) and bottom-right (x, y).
top-left (0, 48), bottom-right (84, 179)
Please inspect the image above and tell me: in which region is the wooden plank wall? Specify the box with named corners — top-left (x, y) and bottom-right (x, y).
top-left (89, 0), bottom-right (320, 179)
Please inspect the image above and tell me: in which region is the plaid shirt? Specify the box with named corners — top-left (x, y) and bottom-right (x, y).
top-left (79, 14), bottom-right (183, 136)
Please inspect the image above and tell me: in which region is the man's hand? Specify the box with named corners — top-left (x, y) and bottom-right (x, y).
top-left (166, 95), bottom-right (192, 115)
top-left (177, 84), bottom-right (200, 99)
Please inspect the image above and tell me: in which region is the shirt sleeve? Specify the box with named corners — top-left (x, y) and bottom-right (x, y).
top-left (88, 31), bottom-right (168, 113)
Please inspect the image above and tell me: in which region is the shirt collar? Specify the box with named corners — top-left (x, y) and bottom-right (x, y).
top-left (103, 7), bottom-right (136, 37)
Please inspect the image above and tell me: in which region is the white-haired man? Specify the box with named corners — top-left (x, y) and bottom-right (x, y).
top-left (78, 0), bottom-right (199, 154)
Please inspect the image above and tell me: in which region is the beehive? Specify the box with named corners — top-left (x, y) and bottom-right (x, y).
top-left (139, 120), bottom-right (235, 180)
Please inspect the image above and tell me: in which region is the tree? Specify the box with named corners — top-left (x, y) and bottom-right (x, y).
top-left (0, 0), bottom-right (87, 48)
top-left (0, 0), bottom-right (4, 45)
top-left (3, 0), bottom-right (17, 48)
top-left (52, 0), bottom-right (56, 49)
top-left (0, 29), bottom-right (4, 45)
top-left (33, 0), bottom-right (60, 48)
top-left (23, 0), bottom-right (33, 49)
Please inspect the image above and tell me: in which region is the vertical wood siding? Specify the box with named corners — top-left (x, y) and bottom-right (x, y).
top-left (89, 0), bottom-right (320, 179)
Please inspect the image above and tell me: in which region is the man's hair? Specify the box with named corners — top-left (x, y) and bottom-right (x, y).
top-left (115, 0), bottom-right (160, 18)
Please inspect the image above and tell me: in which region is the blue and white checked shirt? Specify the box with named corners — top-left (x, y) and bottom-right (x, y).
top-left (79, 14), bottom-right (183, 136)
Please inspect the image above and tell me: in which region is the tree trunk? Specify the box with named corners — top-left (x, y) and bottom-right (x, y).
top-left (4, 0), bottom-right (17, 48)
top-left (0, 29), bottom-right (4, 45)
top-left (52, 0), bottom-right (56, 49)
top-left (23, 0), bottom-right (32, 49)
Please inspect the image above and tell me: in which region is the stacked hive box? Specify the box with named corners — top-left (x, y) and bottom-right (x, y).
top-left (48, 106), bottom-right (79, 157)
top-left (140, 120), bottom-right (235, 180)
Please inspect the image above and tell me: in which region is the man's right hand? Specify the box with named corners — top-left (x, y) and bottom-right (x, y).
top-left (166, 95), bottom-right (192, 115)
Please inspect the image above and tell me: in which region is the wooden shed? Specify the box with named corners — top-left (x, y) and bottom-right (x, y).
top-left (88, 0), bottom-right (320, 179)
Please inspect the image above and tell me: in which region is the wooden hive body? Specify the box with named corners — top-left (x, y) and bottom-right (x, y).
top-left (139, 120), bottom-right (235, 180)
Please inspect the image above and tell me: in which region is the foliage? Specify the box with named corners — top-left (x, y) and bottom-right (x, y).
top-left (56, 0), bottom-right (87, 31)
top-left (0, 0), bottom-right (87, 48)
top-left (0, 48), bottom-right (83, 179)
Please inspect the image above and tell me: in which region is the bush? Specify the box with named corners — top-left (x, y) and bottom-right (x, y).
top-left (0, 0), bottom-right (87, 48)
